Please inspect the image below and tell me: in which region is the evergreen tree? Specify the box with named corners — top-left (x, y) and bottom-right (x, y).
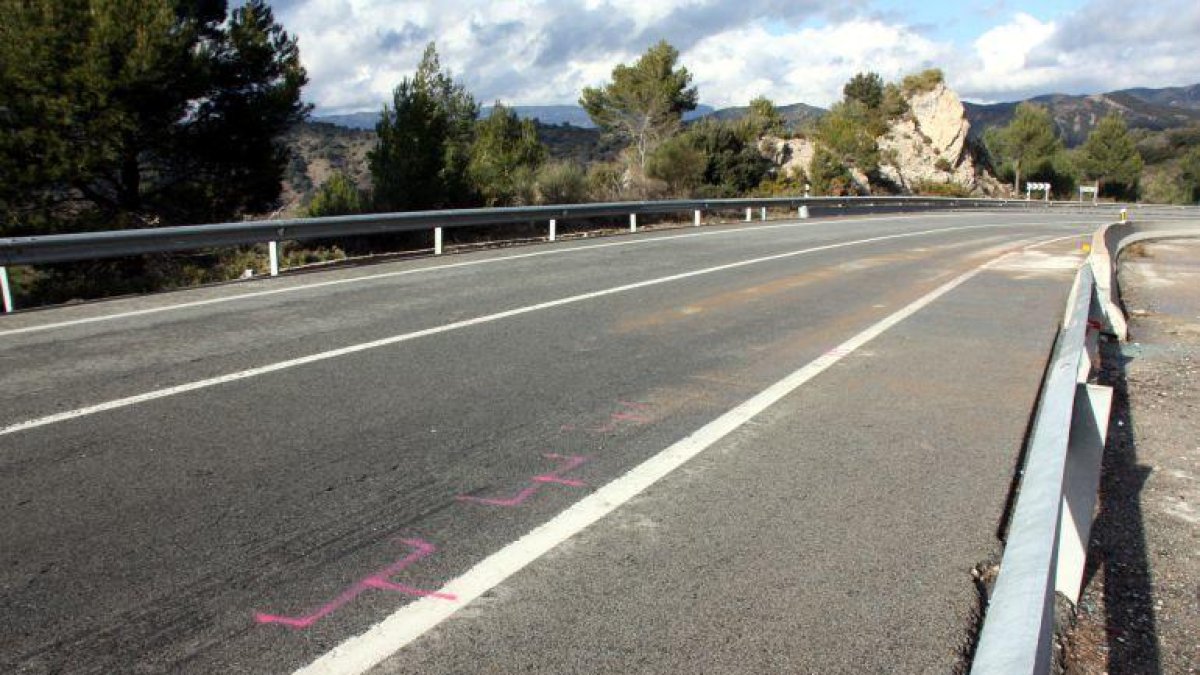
top-left (744, 96), bottom-right (785, 138)
top-left (984, 102), bottom-right (1062, 192)
top-left (843, 72), bottom-right (884, 110)
top-left (307, 172), bottom-right (364, 218)
top-left (0, 0), bottom-right (308, 235)
top-left (580, 41), bottom-right (698, 169)
top-left (468, 103), bottom-right (547, 206)
top-left (1078, 113), bottom-right (1144, 199)
top-left (369, 43), bottom-right (479, 212)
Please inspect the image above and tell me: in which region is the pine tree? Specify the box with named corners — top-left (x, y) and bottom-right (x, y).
top-left (369, 43), bottom-right (479, 212)
top-left (468, 103), bottom-right (547, 206)
top-left (1078, 113), bottom-right (1144, 199)
top-left (0, 0), bottom-right (308, 235)
top-left (580, 41), bottom-right (698, 169)
top-left (984, 103), bottom-right (1063, 192)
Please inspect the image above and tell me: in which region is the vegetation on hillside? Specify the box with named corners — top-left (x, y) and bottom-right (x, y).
top-left (5, 8), bottom-right (1200, 309)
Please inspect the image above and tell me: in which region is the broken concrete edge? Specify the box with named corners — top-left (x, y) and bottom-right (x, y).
top-left (1093, 219), bottom-right (1200, 342)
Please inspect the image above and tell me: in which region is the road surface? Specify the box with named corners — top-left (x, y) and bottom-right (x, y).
top-left (1, 210), bottom-right (1103, 673)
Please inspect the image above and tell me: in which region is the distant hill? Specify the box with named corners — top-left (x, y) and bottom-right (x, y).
top-left (963, 84), bottom-right (1200, 146)
top-left (699, 102), bottom-right (826, 129)
top-left (315, 104), bottom-right (717, 130)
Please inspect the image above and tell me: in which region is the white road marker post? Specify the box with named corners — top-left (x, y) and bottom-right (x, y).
top-left (629, 213), bottom-right (637, 233)
top-left (0, 266), bottom-right (13, 313)
top-left (268, 241), bottom-right (280, 277)
top-left (434, 227), bottom-right (444, 255)
top-left (549, 219), bottom-right (557, 242)
top-left (744, 207), bottom-right (751, 222)
top-left (760, 206), bottom-right (767, 221)
top-left (693, 209), bottom-right (701, 227)
top-left (799, 205), bottom-right (810, 219)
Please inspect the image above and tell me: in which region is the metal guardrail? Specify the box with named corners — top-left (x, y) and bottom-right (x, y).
top-left (971, 219), bottom-right (1200, 674)
top-left (0, 195), bottom-right (1148, 313)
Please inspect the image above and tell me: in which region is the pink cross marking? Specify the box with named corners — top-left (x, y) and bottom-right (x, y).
top-left (457, 454), bottom-right (588, 507)
top-left (254, 538), bottom-right (455, 629)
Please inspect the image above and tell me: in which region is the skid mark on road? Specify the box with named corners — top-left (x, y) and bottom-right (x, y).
top-left (457, 454), bottom-right (588, 507)
top-left (255, 539), bottom-right (455, 630)
top-left (290, 237), bottom-right (1073, 675)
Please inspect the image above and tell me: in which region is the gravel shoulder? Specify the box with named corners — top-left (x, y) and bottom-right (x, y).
top-left (1065, 239), bottom-right (1200, 674)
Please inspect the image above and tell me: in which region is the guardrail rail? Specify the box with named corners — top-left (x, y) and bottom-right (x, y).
top-left (0, 195), bottom-right (1150, 313)
top-left (971, 218), bottom-right (1200, 674)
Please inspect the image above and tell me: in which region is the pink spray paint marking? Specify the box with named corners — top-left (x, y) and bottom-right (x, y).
top-left (254, 538), bottom-right (455, 630)
top-left (457, 454), bottom-right (588, 507)
top-left (586, 401), bottom-right (654, 433)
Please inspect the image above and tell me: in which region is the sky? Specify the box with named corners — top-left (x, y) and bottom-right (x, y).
top-left (267, 0), bottom-right (1200, 115)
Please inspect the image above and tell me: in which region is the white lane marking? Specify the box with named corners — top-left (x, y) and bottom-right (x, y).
top-left (0, 223), bottom-right (1023, 437)
top-left (292, 238), bottom-right (1057, 675)
top-left (0, 213), bottom-right (1081, 338)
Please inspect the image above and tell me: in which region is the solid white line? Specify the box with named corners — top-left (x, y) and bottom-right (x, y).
top-left (292, 240), bottom-right (1043, 675)
top-left (0, 212), bottom-right (1072, 338)
top-left (0, 223), bottom-right (1013, 437)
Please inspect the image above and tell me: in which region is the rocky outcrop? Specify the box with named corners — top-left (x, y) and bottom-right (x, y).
top-left (761, 81), bottom-right (1008, 196)
top-left (760, 137), bottom-right (815, 182)
top-left (877, 81), bottom-right (981, 192)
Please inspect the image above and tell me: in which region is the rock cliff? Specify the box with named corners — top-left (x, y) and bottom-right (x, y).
top-left (762, 81), bottom-right (1007, 196)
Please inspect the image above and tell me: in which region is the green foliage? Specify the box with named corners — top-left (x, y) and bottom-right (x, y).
top-left (0, 0), bottom-right (309, 236)
top-left (984, 102), bottom-right (1063, 191)
top-left (815, 101), bottom-right (880, 174)
top-left (684, 119), bottom-right (773, 195)
top-left (912, 180), bottom-right (971, 198)
top-left (1078, 113), bottom-right (1144, 199)
top-left (468, 103), bottom-right (547, 206)
top-left (369, 43), bottom-right (479, 212)
top-left (881, 83), bottom-right (909, 119)
top-left (535, 161), bottom-right (588, 204)
top-left (646, 135), bottom-right (706, 196)
top-left (307, 172), bottom-right (365, 218)
top-left (843, 72), bottom-right (884, 110)
top-left (579, 40), bottom-right (698, 168)
top-left (743, 96), bottom-right (785, 138)
top-left (900, 69), bottom-right (945, 96)
top-left (809, 145), bottom-right (853, 196)
top-left (586, 162), bottom-right (626, 201)
top-left (1180, 148), bottom-right (1200, 203)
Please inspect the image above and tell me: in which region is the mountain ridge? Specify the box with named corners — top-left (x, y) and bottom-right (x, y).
top-left (313, 83), bottom-right (1200, 147)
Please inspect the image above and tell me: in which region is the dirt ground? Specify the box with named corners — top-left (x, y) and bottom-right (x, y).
top-left (1064, 239), bottom-right (1200, 674)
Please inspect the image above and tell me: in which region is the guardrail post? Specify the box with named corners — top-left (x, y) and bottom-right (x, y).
top-left (629, 213), bottom-right (637, 233)
top-left (268, 241), bottom-right (280, 277)
top-left (434, 227), bottom-right (444, 255)
top-left (799, 205), bottom-right (810, 219)
top-left (549, 219), bottom-right (557, 242)
top-left (744, 207), bottom-right (751, 222)
top-left (693, 209), bottom-right (701, 227)
top-left (0, 266), bottom-right (13, 313)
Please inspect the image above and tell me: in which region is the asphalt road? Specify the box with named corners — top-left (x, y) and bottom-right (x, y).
top-left (0, 210), bottom-right (1104, 673)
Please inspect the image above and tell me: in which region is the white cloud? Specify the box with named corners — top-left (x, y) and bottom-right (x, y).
top-left (684, 20), bottom-right (948, 107)
top-left (273, 0), bottom-right (1200, 114)
top-left (949, 0), bottom-right (1200, 102)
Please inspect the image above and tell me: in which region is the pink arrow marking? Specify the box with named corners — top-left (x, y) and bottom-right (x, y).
top-left (254, 538), bottom-right (455, 629)
top-left (457, 454), bottom-right (588, 507)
